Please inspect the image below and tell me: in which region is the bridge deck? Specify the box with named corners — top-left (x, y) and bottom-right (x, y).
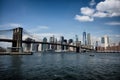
top-left (0, 38), bottom-right (93, 50)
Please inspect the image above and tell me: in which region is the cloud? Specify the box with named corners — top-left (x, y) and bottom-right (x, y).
top-left (93, 11), bottom-right (108, 18)
top-left (29, 26), bottom-right (49, 33)
top-left (105, 22), bottom-right (120, 26)
top-left (89, 0), bottom-right (96, 7)
top-left (75, 0), bottom-right (120, 22)
top-left (0, 23), bottom-right (22, 29)
top-left (38, 26), bottom-right (49, 29)
top-left (96, 0), bottom-right (120, 17)
top-left (81, 7), bottom-right (95, 16)
top-left (75, 15), bottom-right (94, 22)
top-left (9, 23), bottom-right (22, 27)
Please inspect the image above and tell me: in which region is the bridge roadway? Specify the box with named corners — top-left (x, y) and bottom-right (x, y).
top-left (0, 38), bottom-right (92, 50)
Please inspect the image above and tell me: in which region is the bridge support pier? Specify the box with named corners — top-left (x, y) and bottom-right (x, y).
top-left (76, 41), bottom-right (81, 53)
top-left (12, 27), bottom-right (23, 52)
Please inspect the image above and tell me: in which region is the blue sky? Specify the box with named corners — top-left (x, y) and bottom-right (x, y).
top-left (0, 0), bottom-right (120, 44)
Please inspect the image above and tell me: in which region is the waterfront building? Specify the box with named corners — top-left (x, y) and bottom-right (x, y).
top-left (57, 40), bottom-right (61, 50)
top-left (101, 35), bottom-right (109, 49)
top-left (60, 36), bottom-right (64, 50)
top-left (49, 36), bottom-right (54, 50)
top-left (54, 38), bottom-right (57, 50)
top-left (42, 37), bottom-right (47, 51)
top-left (24, 37), bottom-right (33, 52)
top-left (24, 38), bottom-right (38, 52)
top-left (38, 44), bottom-right (42, 51)
top-left (31, 39), bottom-right (37, 52)
top-left (69, 43), bottom-right (74, 51)
top-left (95, 41), bottom-right (99, 47)
top-left (83, 32), bottom-right (87, 45)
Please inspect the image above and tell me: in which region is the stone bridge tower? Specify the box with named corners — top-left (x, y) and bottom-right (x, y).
top-left (12, 27), bottom-right (23, 52)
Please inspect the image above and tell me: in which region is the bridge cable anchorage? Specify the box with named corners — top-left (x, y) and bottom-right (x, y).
top-left (23, 29), bottom-right (41, 41)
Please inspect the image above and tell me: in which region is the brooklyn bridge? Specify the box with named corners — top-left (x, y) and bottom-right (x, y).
top-left (0, 27), bottom-right (93, 54)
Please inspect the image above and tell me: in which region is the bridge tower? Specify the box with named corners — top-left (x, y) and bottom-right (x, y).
top-left (12, 27), bottom-right (23, 52)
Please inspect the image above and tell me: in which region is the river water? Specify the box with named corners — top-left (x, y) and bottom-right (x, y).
top-left (0, 52), bottom-right (120, 80)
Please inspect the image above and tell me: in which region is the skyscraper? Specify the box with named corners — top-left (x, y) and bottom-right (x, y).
top-left (95, 41), bottom-right (99, 47)
top-left (68, 39), bottom-right (73, 44)
top-left (60, 36), bottom-right (64, 50)
top-left (42, 37), bottom-right (47, 51)
top-left (49, 36), bottom-right (54, 50)
top-left (75, 35), bottom-right (78, 42)
top-left (83, 32), bottom-right (87, 45)
top-left (24, 37), bottom-right (33, 52)
top-left (101, 35), bottom-right (109, 49)
top-left (87, 33), bottom-right (91, 45)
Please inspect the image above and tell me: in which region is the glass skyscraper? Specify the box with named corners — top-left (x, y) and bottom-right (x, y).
top-left (87, 33), bottom-right (91, 45)
top-left (83, 32), bottom-right (87, 45)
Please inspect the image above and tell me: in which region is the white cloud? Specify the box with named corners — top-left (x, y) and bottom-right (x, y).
top-left (75, 0), bottom-right (120, 22)
top-left (9, 23), bottom-right (22, 27)
top-left (105, 22), bottom-right (120, 26)
top-left (29, 26), bottom-right (49, 33)
top-left (0, 23), bottom-right (22, 29)
top-left (93, 11), bottom-right (108, 18)
top-left (38, 26), bottom-right (49, 29)
top-left (96, 0), bottom-right (120, 17)
top-left (81, 7), bottom-right (95, 16)
top-left (89, 0), bottom-right (96, 7)
top-left (75, 15), bottom-right (94, 22)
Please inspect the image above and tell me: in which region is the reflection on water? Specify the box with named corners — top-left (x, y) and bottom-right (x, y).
top-left (0, 53), bottom-right (120, 80)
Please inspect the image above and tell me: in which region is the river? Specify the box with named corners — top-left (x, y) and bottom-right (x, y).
top-left (0, 52), bottom-right (120, 80)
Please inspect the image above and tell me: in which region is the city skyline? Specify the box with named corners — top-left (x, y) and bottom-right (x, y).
top-left (0, 0), bottom-right (120, 44)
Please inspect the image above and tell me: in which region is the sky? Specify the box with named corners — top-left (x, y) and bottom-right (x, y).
top-left (0, 0), bottom-right (120, 44)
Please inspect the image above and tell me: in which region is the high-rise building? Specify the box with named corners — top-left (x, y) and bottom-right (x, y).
top-left (60, 36), bottom-right (64, 43)
top-left (83, 32), bottom-right (87, 45)
top-left (95, 41), bottom-right (99, 47)
top-left (42, 37), bottom-right (47, 51)
top-left (54, 38), bottom-right (57, 50)
top-left (57, 40), bottom-right (61, 50)
top-left (49, 36), bottom-right (54, 50)
top-left (75, 35), bottom-right (78, 42)
top-left (68, 39), bottom-right (73, 44)
top-left (24, 37), bottom-right (32, 52)
top-left (24, 37), bottom-right (38, 52)
top-left (87, 33), bottom-right (91, 45)
top-left (60, 36), bottom-right (64, 50)
top-left (101, 35), bottom-right (109, 49)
